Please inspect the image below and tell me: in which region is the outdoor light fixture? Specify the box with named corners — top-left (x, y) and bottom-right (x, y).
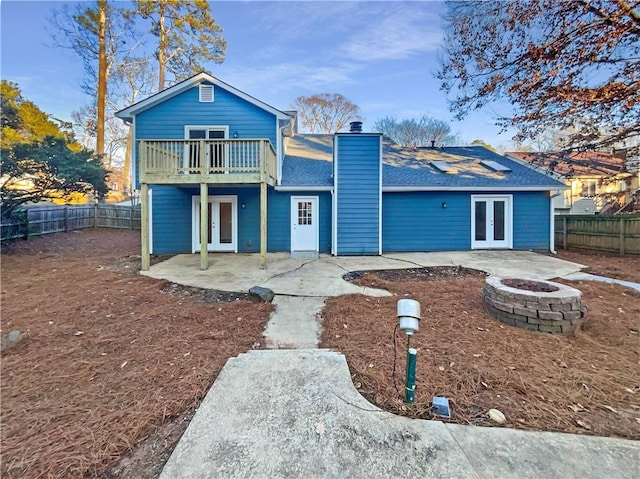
top-left (241, 202), bottom-right (246, 209)
top-left (441, 202), bottom-right (447, 209)
top-left (398, 299), bottom-right (420, 335)
top-left (233, 132), bottom-right (239, 138)
top-left (397, 299), bottom-right (421, 403)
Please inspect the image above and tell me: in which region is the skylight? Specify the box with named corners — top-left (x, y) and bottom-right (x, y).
top-left (481, 160), bottom-right (512, 172)
top-left (431, 160), bottom-right (456, 173)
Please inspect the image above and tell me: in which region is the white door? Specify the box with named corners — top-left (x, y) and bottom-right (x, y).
top-left (185, 126), bottom-right (228, 172)
top-left (291, 196), bottom-right (319, 252)
top-left (192, 195), bottom-right (237, 252)
top-left (471, 195), bottom-right (512, 249)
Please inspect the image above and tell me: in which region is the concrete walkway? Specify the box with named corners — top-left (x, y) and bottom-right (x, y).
top-left (142, 250), bottom-right (586, 348)
top-left (160, 349), bottom-right (639, 479)
top-left (146, 251), bottom-right (640, 478)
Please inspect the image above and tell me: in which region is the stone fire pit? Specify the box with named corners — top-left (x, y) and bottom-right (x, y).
top-left (482, 276), bottom-right (586, 335)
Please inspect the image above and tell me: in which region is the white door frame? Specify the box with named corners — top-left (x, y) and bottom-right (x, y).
top-left (291, 196), bottom-right (319, 252)
top-left (471, 194), bottom-right (513, 249)
top-left (184, 125), bottom-right (229, 171)
top-left (192, 195), bottom-right (238, 252)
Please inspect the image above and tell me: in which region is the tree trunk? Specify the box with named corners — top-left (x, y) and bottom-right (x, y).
top-left (96, 0), bottom-right (107, 156)
top-left (158, 2), bottom-right (166, 91)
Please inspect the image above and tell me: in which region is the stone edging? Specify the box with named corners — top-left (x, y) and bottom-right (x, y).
top-left (482, 276), bottom-right (586, 335)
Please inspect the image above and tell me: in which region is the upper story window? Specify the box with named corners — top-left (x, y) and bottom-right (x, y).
top-left (199, 84), bottom-right (214, 102)
top-left (580, 179), bottom-right (598, 197)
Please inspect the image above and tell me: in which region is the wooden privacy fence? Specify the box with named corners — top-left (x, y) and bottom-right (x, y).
top-left (555, 215), bottom-right (640, 255)
top-left (1, 204), bottom-right (141, 241)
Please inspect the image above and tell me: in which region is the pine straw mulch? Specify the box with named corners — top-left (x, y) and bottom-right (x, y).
top-left (321, 267), bottom-right (640, 439)
top-left (1, 229), bottom-right (273, 479)
top-left (555, 249), bottom-right (640, 283)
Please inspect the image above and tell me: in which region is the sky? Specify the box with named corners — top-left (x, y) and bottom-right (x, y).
top-left (0, 0), bottom-right (517, 149)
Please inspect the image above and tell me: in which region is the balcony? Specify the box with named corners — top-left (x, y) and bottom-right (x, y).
top-left (138, 139), bottom-right (277, 185)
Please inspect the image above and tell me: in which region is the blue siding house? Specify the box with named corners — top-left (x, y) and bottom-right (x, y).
top-left (116, 72), bottom-right (567, 270)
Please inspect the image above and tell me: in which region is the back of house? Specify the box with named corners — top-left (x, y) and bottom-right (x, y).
top-left (116, 73), bottom-right (567, 270)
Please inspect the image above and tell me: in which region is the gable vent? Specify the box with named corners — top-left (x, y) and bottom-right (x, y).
top-left (199, 84), bottom-right (214, 102)
top-left (431, 160), bottom-right (456, 173)
top-left (481, 160), bottom-right (512, 172)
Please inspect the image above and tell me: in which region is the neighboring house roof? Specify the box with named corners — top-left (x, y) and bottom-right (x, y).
top-left (282, 135), bottom-right (567, 190)
top-left (506, 151), bottom-right (626, 178)
top-left (115, 72), bottom-right (291, 122)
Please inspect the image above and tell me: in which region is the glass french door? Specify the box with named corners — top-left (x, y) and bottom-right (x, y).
top-left (471, 195), bottom-right (512, 249)
top-left (185, 127), bottom-right (227, 172)
top-left (192, 196), bottom-right (237, 252)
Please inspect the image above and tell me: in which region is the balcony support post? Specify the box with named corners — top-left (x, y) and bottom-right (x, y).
top-left (140, 183), bottom-right (150, 271)
top-left (260, 180), bottom-right (267, 269)
top-left (200, 183), bottom-right (209, 270)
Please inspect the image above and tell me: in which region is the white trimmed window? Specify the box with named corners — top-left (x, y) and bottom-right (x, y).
top-left (199, 84), bottom-right (214, 102)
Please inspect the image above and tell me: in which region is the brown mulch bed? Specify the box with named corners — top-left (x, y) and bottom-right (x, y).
top-left (1, 229), bottom-right (273, 479)
top-left (555, 249), bottom-right (640, 283)
top-left (321, 267), bottom-right (640, 439)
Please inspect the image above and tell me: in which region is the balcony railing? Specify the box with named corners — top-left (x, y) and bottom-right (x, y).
top-left (138, 139), bottom-right (277, 185)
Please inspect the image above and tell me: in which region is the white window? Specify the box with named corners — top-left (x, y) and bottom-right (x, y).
top-left (199, 84), bottom-right (214, 102)
top-left (580, 179), bottom-right (598, 198)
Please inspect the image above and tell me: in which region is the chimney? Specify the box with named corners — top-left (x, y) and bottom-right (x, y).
top-left (349, 121), bottom-right (363, 133)
top-left (431, 140), bottom-right (436, 148)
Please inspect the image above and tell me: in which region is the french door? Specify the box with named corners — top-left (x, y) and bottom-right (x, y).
top-left (184, 126), bottom-right (228, 172)
top-left (192, 195), bottom-right (237, 252)
top-left (471, 195), bottom-right (512, 249)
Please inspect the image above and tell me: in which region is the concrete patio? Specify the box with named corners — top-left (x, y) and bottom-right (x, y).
top-left (146, 251), bottom-right (639, 478)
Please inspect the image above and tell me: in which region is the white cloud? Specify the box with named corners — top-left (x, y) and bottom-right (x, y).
top-left (340, 8), bottom-right (443, 61)
top-left (216, 61), bottom-right (360, 107)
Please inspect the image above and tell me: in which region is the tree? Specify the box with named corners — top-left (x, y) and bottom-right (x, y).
top-left (437, 1), bottom-right (640, 155)
top-left (0, 82), bottom-right (108, 219)
top-left (292, 93), bottom-right (362, 134)
top-left (130, 0), bottom-right (226, 90)
top-left (470, 139), bottom-right (497, 152)
top-left (50, 0), bottom-right (131, 156)
top-left (1, 80), bottom-right (72, 146)
top-left (1, 137), bottom-right (108, 219)
top-left (373, 116), bottom-right (459, 147)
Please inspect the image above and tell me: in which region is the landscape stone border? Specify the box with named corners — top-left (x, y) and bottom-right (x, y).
top-left (482, 276), bottom-right (587, 335)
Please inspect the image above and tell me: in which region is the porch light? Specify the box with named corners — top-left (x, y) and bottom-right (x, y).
top-left (233, 132), bottom-right (239, 138)
top-left (441, 202), bottom-right (447, 208)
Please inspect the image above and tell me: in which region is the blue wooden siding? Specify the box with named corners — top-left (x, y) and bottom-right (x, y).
top-left (150, 186), bottom-right (331, 254)
top-left (382, 192), bottom-right (471, 251)
top-left (513, 191), bottom-right (550, 250)
top-left (268, 191), bottom-right (332, 253)
top-left (382, 191), bottom-right (551, 252)
top-left (150, 186), bottom-right (193, 253)
top-left (134, 83), bottom-right (277, 186)
top-left (335, 135), bottom-right (381, 255)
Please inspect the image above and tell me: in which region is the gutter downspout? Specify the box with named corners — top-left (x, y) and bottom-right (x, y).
top-left (549, 190), bottom-right (562, 254)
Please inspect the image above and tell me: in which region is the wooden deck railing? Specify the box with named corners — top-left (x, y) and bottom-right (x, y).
top-left (139, 139), bottom-right (277, 184)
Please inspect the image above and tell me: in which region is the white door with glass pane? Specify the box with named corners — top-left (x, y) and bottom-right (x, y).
top-left (291, 197), bottom-right (319, 252)
top-left (192, 195), bottom-right (237, 252)
top-left (471, 195), bottom-right (512, 249)
top-left (184, 126), bottom-right (228, 172)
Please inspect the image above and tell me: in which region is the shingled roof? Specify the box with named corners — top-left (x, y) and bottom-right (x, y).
top-left (281, 135), bottom-right (567, 189)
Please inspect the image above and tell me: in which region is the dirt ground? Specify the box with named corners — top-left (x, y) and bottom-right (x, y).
top-left (1, 229), bottom-right (273, 479)
top-left (321, 263), bottom-right (640, 440)
top-left (2, 235), bottom-right (639, 477)
top-left (555, 249), bottom-right (640, 283)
